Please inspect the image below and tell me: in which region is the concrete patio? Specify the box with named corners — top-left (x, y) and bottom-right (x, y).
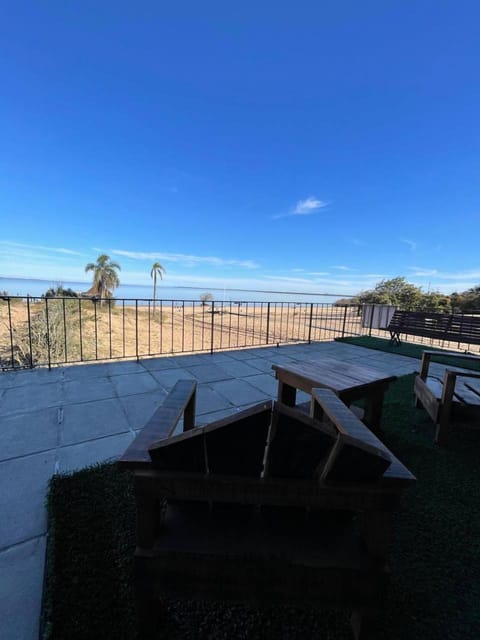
top-left (0, 340), bottom-right (447, 639)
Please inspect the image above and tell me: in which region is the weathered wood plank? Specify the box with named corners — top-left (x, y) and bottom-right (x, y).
top-left (148, 401), bottom-right (272, 477)
top-left (120, 380), bottom-right (197, 469)
top-left (265, 402), bottom-right (335, 479)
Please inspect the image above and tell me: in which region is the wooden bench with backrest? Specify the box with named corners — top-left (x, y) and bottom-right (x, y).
top-left (414, 350), bottom-right (480, 444)
top-left (387, 310), bottom-right (480, 347)
top-left (120, 380), bottom-right (415, 640)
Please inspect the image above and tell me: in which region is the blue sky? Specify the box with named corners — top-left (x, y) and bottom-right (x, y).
top-left (1, 1), bottom-right (479, 297)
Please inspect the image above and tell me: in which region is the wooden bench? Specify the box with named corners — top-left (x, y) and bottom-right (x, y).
top-left (414, 350), bottom-right (480, 444)
top-left (120, 381), bottom-right (415, 640)
top-left (387, 310), bottom-right (480, 347)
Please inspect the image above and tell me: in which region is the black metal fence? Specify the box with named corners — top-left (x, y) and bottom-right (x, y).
top-left (0, 296), bottom-right (364, 370)
top-left (2, 296), bottom-right (478, 371)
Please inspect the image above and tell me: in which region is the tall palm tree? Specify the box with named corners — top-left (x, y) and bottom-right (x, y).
top-left (85, 254), bottom-right (121, 302)
top-left (150, 262), bottom-right (166, 313)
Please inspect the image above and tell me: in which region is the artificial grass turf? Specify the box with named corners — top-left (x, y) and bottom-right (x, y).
top-left (43, 375), bottom-right (480, 640)
top-left (336, 336), bottom-right (480, 371)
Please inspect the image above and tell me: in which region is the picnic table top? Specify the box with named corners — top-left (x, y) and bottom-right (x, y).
top-left (272, 358), bottom-right (397, 394)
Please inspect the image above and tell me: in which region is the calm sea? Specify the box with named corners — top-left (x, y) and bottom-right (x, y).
top-left (0, 277), bottom-right (343, 304)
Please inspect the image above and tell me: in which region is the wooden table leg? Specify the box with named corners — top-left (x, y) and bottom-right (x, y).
top-left (363, 390), bottom-right (384, 433)
top-left (277, 380), bottom-right (297, 406)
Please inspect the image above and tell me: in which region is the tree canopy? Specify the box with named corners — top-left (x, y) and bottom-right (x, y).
top-left (343, 277), bottom-right (480, 313)
top-left (85, 254), bottom-right (121, 299)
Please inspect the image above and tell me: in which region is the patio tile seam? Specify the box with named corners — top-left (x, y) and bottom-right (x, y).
top-left (0, 532), bottom-right (46, 556)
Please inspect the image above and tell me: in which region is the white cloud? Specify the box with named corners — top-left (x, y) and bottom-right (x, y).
top-left (272, 196), bottom-right (329, 219)
top-left (105, 249), bottom-right (259, 270)
top-left (293, 197), bottom-right (328, 215)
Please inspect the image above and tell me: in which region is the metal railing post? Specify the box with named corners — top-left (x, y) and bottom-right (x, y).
top-left (210, 301), bottom-right (215, 354)
top-left (45, 297), bottom-right (51, 370)
top-left (6, 297), bottom-right (15, 368)
top-left (266, 302), bottom-right (271, 345)
top-left (341, 305), bottom-right (348, 338)
top-left (308, 303), bottom-right (314, 344)
top-left (135, 300), bottom-right (139, 360)
top-left (26, 295), bottom-right (33, 368)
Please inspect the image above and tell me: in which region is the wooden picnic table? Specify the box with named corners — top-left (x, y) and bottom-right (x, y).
top-left (272, 358), bottom-right (397, 434)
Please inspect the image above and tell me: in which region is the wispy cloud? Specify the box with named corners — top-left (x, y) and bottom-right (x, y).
top-left (293, 197), bottom-right (328, 215)
top-left (306, 271), bottom-right (330, 276)
top-left (105, 249), bottom-right (259, 270)
top-left (400, 238), bottom-right (417, 251)
top-left (409, 267), bottom-right (438, 277)
top-left (0, 241), bottom-right (83, 256)
top-left (330, 265), bottom-right (354, 271)
top-left (409, 267), bottom-right (480, 281)
top-left (272, 196), bottom-right (329, 219)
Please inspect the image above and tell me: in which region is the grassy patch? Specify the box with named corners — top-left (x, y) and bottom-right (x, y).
top-left (336, 336), bottom-right (480, 371)
top-left (43, 375), bottom-right (480, 639)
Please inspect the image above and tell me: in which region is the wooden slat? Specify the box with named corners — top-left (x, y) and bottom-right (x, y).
top-left (148, 401), bottom-right (273, 477)
top-left (387, 311), bottom-right (480, 345)
top-left (265, 402), bottom-right (335, 479)
top-left (119, 380), bottom-right (197, 470)
top-left (133, 468), bottom-right (416, 510)
top-left (311, 389), bottom-right (392, 484)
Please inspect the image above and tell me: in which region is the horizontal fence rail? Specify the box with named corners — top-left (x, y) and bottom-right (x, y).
top-left (1, 296), bottom-right (479, 371)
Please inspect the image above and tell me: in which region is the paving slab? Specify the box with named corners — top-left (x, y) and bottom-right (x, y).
top-left (169, 354), bottom-right (210, 366)
top-left (149, 368), bottom-right (196, 391)
top-left (0, 451), bottom-right (56, 548)
top-left (0, 536), bottom-right (46, 640)
top-left (0, 383), bottom-right (62, 416)
top-left (224, 348), bottom-right (264, 361)
top-left (244, 357), bottom-right (276, 372)
top-left (139, 356), bottom-right (180, 371)
top-left (0, 367), bottom-right (65, 388)
top-left (211, 378), bottom-right (269, 405)
top-left (244, 373), bottom-right (278, 397)
top-left (61, 398), bottom-right (131, 446)
top-left (216, 359), bottom-right (265, 378)
top-left (185, 363), bottom-right (232, 383)
top-left (57, 431), bottom-right (134, 473)
top-left (195, 406), bottom-right (241, 426)
top-left (0, 407), bottom-right (59, 462)
top-left (61, 361), bottom-right (115, 381)
top-left (110, 371), bottom-right (158, 396)
top-left (268, 353), bottom-right (302, 367)
top-left (119, 389), bottom-right (168, 431)
top-left (195, 384), bottom-right (234, 415)
top-left (63, 377), bottom-right (117, 404)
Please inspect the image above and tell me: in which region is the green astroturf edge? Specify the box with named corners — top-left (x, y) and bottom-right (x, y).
top-left (335, 336), bottom-right (480, 371)
top-left (43, 375), bottom-right (480, 639)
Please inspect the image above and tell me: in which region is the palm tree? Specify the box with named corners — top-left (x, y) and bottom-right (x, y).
top-left (85, 254), bottom-right (121, 302)
top-left (150, 262), bottom-right (166, 313)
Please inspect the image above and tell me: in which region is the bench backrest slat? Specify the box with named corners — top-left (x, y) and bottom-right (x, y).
top-left (388, 310), bottom-right (480, 345)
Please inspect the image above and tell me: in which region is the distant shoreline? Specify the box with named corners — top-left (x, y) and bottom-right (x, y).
top-left (0, 276), bottom-right (350, 304)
